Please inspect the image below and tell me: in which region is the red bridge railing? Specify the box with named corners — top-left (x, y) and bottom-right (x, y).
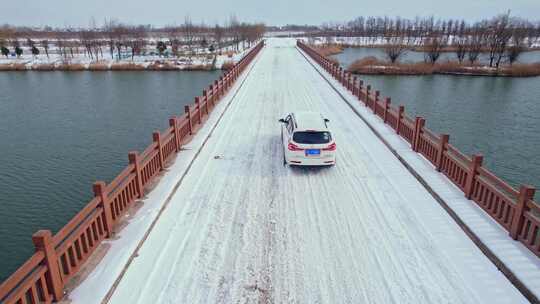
top-left (0, 40), bottom-right (264, 304)
top-left (297, 40), bottom-right (540, 259)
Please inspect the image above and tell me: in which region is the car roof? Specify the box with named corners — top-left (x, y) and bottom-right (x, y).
top-left (291, 111), bottom-right (328, 131)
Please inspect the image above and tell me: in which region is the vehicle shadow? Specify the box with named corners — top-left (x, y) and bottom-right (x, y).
top-left (288, 165), bottom-right (333, 175)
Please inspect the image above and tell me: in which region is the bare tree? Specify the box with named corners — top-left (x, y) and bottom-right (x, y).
top-left (80, 30), bottom-right (94, 60)
top-left (40, 39), bottom-right (49, 58)
top-left (228, 15), bottom-right (241, 51)
top-left (31, 45), bottom-right (39, 58)
top-left (238, 23), bottom-right (250, 50)
top-left (506, 23), bottom-right (528, 65)
top-left (213, 24), bottom-right (224, 54)
top-left (127, 39), bottom-right (143, 60)
top-left (383, 35), bottom-right (409, 63)
top-left (56, 38), bottom-right (65, 59)
top-left (424, 36), bottom-right (446, 64)
top-left (467, 27), bottom-right (484, 64)
top-left (486, 12), bottom-right (512, 68)
top-left (182, 15), bottom-right (195, 59)
top-left (103, 19), bottom-right (119, 59)
top-left (454, 37), bottom-right (467, 63)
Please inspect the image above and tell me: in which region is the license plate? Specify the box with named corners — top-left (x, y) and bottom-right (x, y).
top-left (305, 149), bottom-right (320, 156)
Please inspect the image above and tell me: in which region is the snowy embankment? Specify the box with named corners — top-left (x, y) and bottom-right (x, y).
top-left (66, 38), bottom-right (533, 303)
top-left (0, 44), bottom-right (251, 71)
top-left (298, 36), bottom-right (540, 48)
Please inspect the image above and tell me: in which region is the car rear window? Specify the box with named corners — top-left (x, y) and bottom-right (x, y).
top-left (293, 131), bottom-right (332, 144)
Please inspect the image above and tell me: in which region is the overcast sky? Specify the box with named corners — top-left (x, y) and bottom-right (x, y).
top-left (3, 0), bottom-right (540, 27)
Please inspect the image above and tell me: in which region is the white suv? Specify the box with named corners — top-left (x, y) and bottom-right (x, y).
top-left (279, 111), bottom-right (336, 166)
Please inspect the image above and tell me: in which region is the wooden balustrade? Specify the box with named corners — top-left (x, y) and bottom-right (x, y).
top-left (297, 40), bottom-right (539, 258)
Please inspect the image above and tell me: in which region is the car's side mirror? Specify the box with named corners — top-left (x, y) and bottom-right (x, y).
top-left (324, 118), bottom-right (330, 123)
top-left (278, 118), bottom-right (286, 123)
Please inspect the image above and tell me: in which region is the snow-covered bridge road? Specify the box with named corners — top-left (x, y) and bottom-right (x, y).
top-left (102, 39), bottom-right (526, 303)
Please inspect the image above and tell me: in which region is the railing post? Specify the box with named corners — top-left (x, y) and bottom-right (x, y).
top-left (358, 80), bottom-right (363, 99)
top-left (153, 131), bottom-right (164, 170)
top-left (373, 90), bottom-right (380, 113)
top-left (32, 230), bottom-right (64, 301)
top-left (128, 151), bottom-right (144, 198)
top-left (352, 76), bottom-right (357, 96)
top-left (383, 97), bottom-right (391, 123)
top-left (169, 116), bottom-right (180, 152)
top-left (510, 185), bottom-right (536, 239)
top-left (412, 117), bottom-right (425, 152)
top-left (365, 85), bottom-right (371, 106)
top-left (436, 134), bottom-right (450, 171)
top-left (184, 105), bottom-right (193, 135)
top-left (219, 76), bottom-right (224, 96)
top-left (92, 181), bottom-right (114, 237)
top-left (396, 105), bottom-right (405, 134)
top-left (464, 154), bottom-right (484, 199)
top-left (214, 80), bottom-right (219, 98)
top-left (195, 97), bottom-right (202, 124)
top-left (202, 90), bottom-right (209, 115)
top-left (208, 85), bottom-right (214, 107)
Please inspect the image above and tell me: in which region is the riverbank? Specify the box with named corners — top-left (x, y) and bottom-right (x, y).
top-left (0, 46), bottom-right (250, 72)
top-left (0, 61), bottom-right (221, 71)
top-left (311, 44), bottom-right (344, 56)
top-left (335, 43), bottom-right (540, 53)
top-left (347, 57), bottom-right (540, 77)
top-left (302, 36), bottom-right (540, 52)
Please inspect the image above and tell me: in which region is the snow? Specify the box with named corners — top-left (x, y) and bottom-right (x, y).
top-left (301, 42), bottom-right (540, 301)
top-left (73, 38), bottom-right (532, 303)
top-left (0, 43), bottom-right (250, 69)
top-left (298, 36), bottom-right (540, 48)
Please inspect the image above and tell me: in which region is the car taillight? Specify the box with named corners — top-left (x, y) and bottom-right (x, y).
top-left (323, 143), bottom-right (336, 151)
top-left (288, 143), bottom-right (303, 151)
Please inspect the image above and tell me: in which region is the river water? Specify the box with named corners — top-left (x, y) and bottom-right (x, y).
top-left (0, 71), bottom-right (220, 281)
top-left (332, 49), bottom-right (540, 194)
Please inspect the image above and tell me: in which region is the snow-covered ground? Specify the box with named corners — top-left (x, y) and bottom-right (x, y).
top-left (265, 31), bottom-right (306, 37)
top-left (298, 36), bottom-right (540, 48)
top-left (71, 38), bottom-right (531, 303)
top-left (0, 43), bottom-right (250, 69)
top-left (302, 43), bottom-right (540, 301)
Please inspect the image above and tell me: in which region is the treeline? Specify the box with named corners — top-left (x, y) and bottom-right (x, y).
top-left (309, 13), bottom-right (540, 67)
top-left (0, 16), bottom-right (265, 61)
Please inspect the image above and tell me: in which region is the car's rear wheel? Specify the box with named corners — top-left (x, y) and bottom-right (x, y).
top-left (281, 129), bottom-right (288, 166)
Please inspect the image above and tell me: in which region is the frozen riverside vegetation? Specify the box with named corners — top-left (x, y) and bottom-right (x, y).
top-left (70, 38), bottom-right (538, 303)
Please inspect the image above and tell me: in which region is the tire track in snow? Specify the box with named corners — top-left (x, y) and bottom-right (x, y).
top-left (301, 50), bottom-right (478, 303)
top-left (296, 45), bottom-right (490, 303)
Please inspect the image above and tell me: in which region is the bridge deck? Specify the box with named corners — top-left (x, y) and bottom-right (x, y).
top-left (76, 39), bottom-right (527, 303)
